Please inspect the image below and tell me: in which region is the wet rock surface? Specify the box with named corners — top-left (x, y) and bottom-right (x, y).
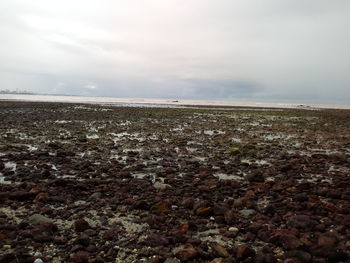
top-left (0, 101), bottom-right (350, 262)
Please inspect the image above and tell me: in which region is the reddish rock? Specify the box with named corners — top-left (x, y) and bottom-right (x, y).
top-left (72, 251), bottom-right (90, 263)
top-left (9, 191), bottom-right (35, 201)
top-left (151, 201), bottom-right (172, 212)
top-left (236, 244), bottom-right (255, 260)
top-left (210, 242), bottom-right (229, 258)
top-left (73, 219), bottom-right (91, 232)
top-left (195, 207), bottom-right (213, 217)
top-left (175, 245), bottom-right (198, 261)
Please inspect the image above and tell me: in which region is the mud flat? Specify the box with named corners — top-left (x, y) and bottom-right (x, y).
top-left (0, 101), bottom-right (350, 263)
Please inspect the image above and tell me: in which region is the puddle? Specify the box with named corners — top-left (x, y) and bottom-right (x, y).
top-left (87, 134), bottom-right (99, 139)
top-left (214, 173), bottom-right (244, 181)
top-left (27, 145), bottom-right (38, 151)
top-left (186, 147), bottom-right (197, 153)
top-left (203, 130), bottom-right (225, 136)
top-left (263, 134), bottom-right (293, 141)
top-left (4, 162), bottom-right (17, 172)
top-left (55, 120), bottom-right (71, 124)
top-left (172, 127), bottom-right (184, 132)
top-left (232, 138), bottom-right (242, 143)
top-left (0, 173), bottom-right (12, 184)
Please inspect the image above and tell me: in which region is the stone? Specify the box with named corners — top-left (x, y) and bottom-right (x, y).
top-left (228, 227), bottom-right (239, 235)
top-left (9, 191), bottom-right (35, 201)
top-left (236, 244), bottom-right (255, 260)
top-left (164, 258), bottom-right (181, 263)
top-left (72, 251), bottom-right (90, 263)
top-left (149, 233), bottom-right (169, 246)
top-left (195, 207), bottom-right (213, 217)
top-left (210, 242), bottom-right (229, 258)
top-left (175, 245), bottom-right (198, 261)
top-left (287, 215), bottom-right (317, 231)
top-left (154, 182), bottom-right (171, 190)
top-left (239, 209), bottom-right (256, 218)
top-left (73, 219), bottom-right (91, 232)
top-left (327, 251), bottom-right (349, 263)
top-left (28, 214), bottom-right (53, 224)
top-left (285, 250), bottom-right (311, 263)
top-left (151, 201), bottom-right (172, 212)
top-left (89, 192), bottom-right (102, 200)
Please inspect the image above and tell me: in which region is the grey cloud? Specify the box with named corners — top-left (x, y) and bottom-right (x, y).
top-left (0, 0), bottom-right (349, 104)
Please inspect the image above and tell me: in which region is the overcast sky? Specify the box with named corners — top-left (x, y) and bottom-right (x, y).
top-left (0, 0), bottom-right (349, 104)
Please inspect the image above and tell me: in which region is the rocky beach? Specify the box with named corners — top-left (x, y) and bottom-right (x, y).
top-left (0, 101), bottom-right (350, 263)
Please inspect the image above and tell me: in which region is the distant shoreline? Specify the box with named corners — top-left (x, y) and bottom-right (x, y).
top-left (0, 93), bottom-right (349, 110)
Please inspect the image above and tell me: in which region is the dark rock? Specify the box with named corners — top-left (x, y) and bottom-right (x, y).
top-left (149, 233), bottom-right (169, 246)
top-left (0, 253), bottom-right (15, 263)
top-left (285, 250), bottom-right (312, 263)
top-left (72, 251), bottom-right (90, 263)
top-left (327, 251), bottom-right (349, 263)
top-left (175, 245), bottom-right (198, 261)
top-left (73, 219), bottom-right (91, 232)
top-left (210, 242), bottom-right (229, 258)
top-left (236, 244), bottom-right (255, 260)
top-left (9, 191), bottom-right (35, 201)
top-left (238, 209), bottom-right (256, 218)
top-left (287, 215), bottom-right (317, 231)
top-left (76, 233), bottom-right (90, 246)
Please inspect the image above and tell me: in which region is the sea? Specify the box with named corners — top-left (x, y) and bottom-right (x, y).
top-left (0, 94), bottom-right (349, 110)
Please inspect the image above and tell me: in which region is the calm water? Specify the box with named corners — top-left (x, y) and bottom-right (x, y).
top-left (1, 94), bottom-right (349, 110)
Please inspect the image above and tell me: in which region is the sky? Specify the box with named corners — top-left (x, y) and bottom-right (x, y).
top-left (0, 0), bottom-right (350, 104)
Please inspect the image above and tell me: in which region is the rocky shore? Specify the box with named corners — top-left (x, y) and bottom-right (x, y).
top-left (0, 101), bottom-right (349, 263)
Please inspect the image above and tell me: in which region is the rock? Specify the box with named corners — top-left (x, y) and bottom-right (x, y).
top-left (327, 251), bottom-right (349, 263)
top-left (0, 253), bottom-right (16, 263)
top-left (28, 214), bottom-right (53, 224)
top-left (164, 258), bottom-right (181, 263)
top-left (154, 182), bottom-right (171, 190)
top-left (210, 242), bottom-right (229, 258)
top-left (72, 251), bottom-right (90, 263)
top-left (228, 227), bottom-right (239, 236)
top-left (285, 250), bottom-right (312, 263)
top-left (76, 233), bottom-right (90, 246)
top-left (317, 233), bottom-right (337, 247)
top-left (151, 201), bottom-right (172, 212)
top-left (102, 228), bottom-right (119, 241)
top-left (175, 245), bottom-right (198, 261)
top-left (9, 191), bottom-right (35, 201)
top-left (239, 209), bottom-right (256, 218)
top-left (236, 244), bottom-right (255, 260)
top-left (73, 219), bottom-right (91, 232)
top-left (181, 197), bottom-right (194, 208)
top-left (287, 215), bottom-right (317, 231)
top-left (33, 231), bottom-right (53, 243)
top-left (34, 259), bottom-right (44, 263)
top-left (89, 192), bottom-right (102, 200)
top-left (195, 207), bottom-right (213, 217)
top-left (149, 233), bottom-right (169, 246)
top-left (280, 235), bottom-right (302, 250)
top-left (246, 172), bottom-right (264, 183)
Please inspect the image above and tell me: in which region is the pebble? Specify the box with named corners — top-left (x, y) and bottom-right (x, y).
top-left (28, 214), bottom-right (53, 224)
top-left (239, 209), bottom-right (256, 218)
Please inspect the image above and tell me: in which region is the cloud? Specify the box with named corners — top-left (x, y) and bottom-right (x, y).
top-left (0, 0), bottom-right (349, 104)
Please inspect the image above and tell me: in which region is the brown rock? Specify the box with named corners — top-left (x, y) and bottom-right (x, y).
top-left (175, 245), bottom-right (198, 261)
top-left (210, 242), bottom-right (229, 258)
top-left (236, 244), bottom-right (255, 260)
top-left (73, 219), bottom-right (91, 232)
top-left (151, 201), bottom-right (171, 212)
top-left (72, 251), bottom-right (90, 263)
top-left (195, 207), bottom-right (213, 217)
